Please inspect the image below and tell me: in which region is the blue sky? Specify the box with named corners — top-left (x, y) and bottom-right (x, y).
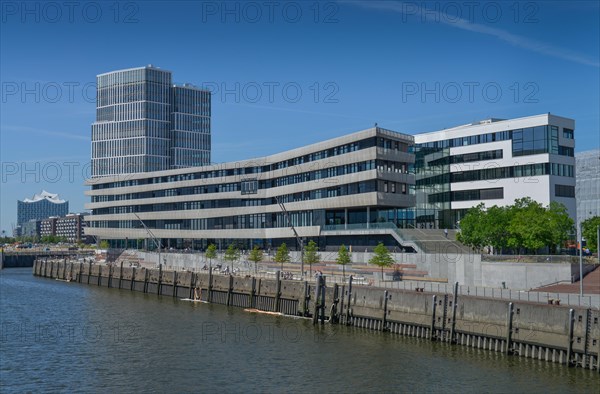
top-left (1, 0), bottom-right (599, 234)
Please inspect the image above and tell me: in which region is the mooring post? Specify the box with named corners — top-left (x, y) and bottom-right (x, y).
top-left (108, 264), bottom-right (113, 288)
top-left (250, 277), bottom-right (257, 308)
top-left (50, 260), bottom-right (54, 279)
top-left (331, 283), bottom-right (340, 324)
top-left (188, 271), bottom-right (195, 299)
top-left (430, 295), bottom-right (438, 340)
top-left (450, 281), bottom-right (459, 343)
top-left (320, 276), bottom-right (326, 325)
top-left (157, 264), bottom-right (162, 296)
top-left (302, 281), bottom-right (309, 317)
top-left (275, 271), bottom-right (282, 312)
top-left (143, 268), bottom-right (149, 293)
top-left (313, 276), bottom-right (321, 325)
top-left (97, 265), bottom-right (102, 286)
top-left (79, 262), bottom-right (83, 283)
top-left (118, 262), bottom-right (123, 289)
top-left (207, 267), bottom-right (213, 303)
top-left (382, 290), bottom-right (389, 331)
top-left (87, 261), bottom-right (92, 284)
top-left (226, 274), bottom-right (234, 306)
top-left (566, 308), bottom-right (575, 366)
top-left (505, 302), bottom-right (514, 355)
top-left (172, 270), bottom-right (177, 298)
top-left (131, 267), bottom-right (136, 291)
top-left (346, 275), bottom-right (353, 326)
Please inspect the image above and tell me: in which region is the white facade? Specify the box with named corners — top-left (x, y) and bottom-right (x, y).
top-left (413, 114), bottom-right (577, 226)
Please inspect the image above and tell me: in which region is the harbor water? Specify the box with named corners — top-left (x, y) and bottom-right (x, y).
top-left (1, 268), bottom-right (598, 393)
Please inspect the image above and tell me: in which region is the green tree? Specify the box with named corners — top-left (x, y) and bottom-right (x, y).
top-left (274, 242), bottom-right (291, 271)
top-left (546, 202), bottom-right (575, 253)
top-left (369, 242), bottom-right (394, 280)
top-left (582, 216), bottom-right (600, 253)
top-left (98, 240), bottom-right (110, 249)
top-left (336, 244), bottom-right (352, 280)
top-left (205, 243), bottom-right (217, 265)
top-left (507, 198), bottom-right (547, 253)
top-left (481, 205), bottom-right (511, 254)
top-left (248, 245), bottom-right (264, 274)
top-left (302, 240), bottom-right (320, 276)
top-left (223, 243), bottom-right (240, 271)
top-left (456, 203), bottom-right (487, 251)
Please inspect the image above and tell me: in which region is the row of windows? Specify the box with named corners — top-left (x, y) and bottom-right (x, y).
top-left (428, 187), bottom-right (504, 204)
top-left (97, 80), bottom-right (171, 107)
top-left (92, 137), bottom-right (170, 158)
top-left (92, 159), bottom-right (384, 202)
top-left (92, 136), bottom-right (393, 189)
top-left (417, 162), bottom-right (575, 186)
top-left (97, 68), bottom-right (171, 89)
top-left (429, 149), bottom-right (503, 167)
top-left (418, 130), bottom-right (511, 150)
top-left (92, 156), bottom-right (169, 177)
top-left (92, 180), bottom-right (380, 215)
top-left (92, 120), bottom-right (170, 141)
top-left (563, 128), bottom-right (574, 139)
top-left (555, 184), bottom-right (575, 198)
top-left (96, 101), bottom-right (171, 122)
top-left (512, 126), bottom-right (559, 157)
top-left (172, 87), bottom-right (211, 116)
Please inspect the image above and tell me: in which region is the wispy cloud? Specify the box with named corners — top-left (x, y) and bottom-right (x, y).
top-left (348, 0), bottom-right (599, 68)
top-left (1, 125), bottom-right (88, 141)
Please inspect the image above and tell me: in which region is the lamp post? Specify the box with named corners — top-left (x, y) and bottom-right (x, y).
top-left (579, 221), bottom-right (583, 297)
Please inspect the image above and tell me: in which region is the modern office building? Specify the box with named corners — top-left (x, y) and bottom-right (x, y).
top-left (85, 127), bottom-right (416, 250)
top-left (85, 113), bottom-right (577, 251)
top-left (413, 113), bottom-right (576, 228)
top-left (21, 219), bottom-right (41, 238)
top-left (17, 190), bottom-right (68, 227)
top-left (92, 65), bottom-right (211, 177)
top-left (575, 149), bottom-right (600, 223)
top-left (40, 213), bottom-right (89, 243)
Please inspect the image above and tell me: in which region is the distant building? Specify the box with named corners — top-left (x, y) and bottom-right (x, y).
top-left (17, 191), bottom-right (68, 227)
top-left (576, 149), bottom-right (600, 223)
top-left (21, 219), bottom-right (41, 238)
top-left (40, 213), bottom-right (89, 243)
top-left (91, 65), bottom-right (211, 177)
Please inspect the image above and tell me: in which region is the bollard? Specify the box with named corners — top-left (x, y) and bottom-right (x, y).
top-left (250, 277), bottom-right (257, 308)
top-left (430, 295), bottom-right (438, 340)
top-left (157, 264), bottom-right (162, 296)
top-left (118, 262), bottom-right (123, 290)
top-left (566, 309), bottom-right (575, 366)
top-left (382, 290), bottom-right (389, 331)
top-left (172, 270), bottom-right (177, 298)
top-left (131, 267), bottom-right (136, 291)
top-left (226, 275), bottom-right (234, 306)
top-left (450, 281), bottom-right (459, 344)
top-left (505, 302), bottom-right (514, 355)
top-left (275, 271), bottom-right (282, 313)
top-left (346, 276), bottom-right (353, 326)
top-left (207, 268), bottom-right (213, 303)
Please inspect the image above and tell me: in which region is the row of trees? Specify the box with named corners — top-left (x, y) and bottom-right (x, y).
top-left (456, 198), bottom-right (575, 254)
top-left (203, 240), bottom-right (395, 280)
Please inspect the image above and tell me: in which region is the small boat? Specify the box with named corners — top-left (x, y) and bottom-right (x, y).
top-left (55, 278), bottom-right (71, 283)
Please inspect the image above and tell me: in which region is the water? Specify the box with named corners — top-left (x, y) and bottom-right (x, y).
top-left (1, 268), bottom-right (598, 393)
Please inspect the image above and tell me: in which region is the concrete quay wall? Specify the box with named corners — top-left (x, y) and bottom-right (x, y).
top-left (33, 259), bottom-right (600, 371)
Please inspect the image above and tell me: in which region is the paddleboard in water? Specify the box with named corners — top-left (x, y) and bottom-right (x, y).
top-left (180, 298), bottom-right (209, 303)
top-left (243, 308), bottom-right (285, 316)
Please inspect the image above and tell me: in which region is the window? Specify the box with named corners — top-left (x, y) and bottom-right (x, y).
top-left (555, 184), bottom-right (575, 198)
top-left (240, 179), bottom-right (258, 195)
top-left (563, 128), bottom-right (574, 139)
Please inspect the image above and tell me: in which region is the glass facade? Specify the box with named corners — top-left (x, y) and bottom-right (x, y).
top-left (91, 66), bottom-right (211, 177)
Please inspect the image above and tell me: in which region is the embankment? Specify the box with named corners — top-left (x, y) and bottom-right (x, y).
top-left (33, 259), bottom-right (599, 371)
